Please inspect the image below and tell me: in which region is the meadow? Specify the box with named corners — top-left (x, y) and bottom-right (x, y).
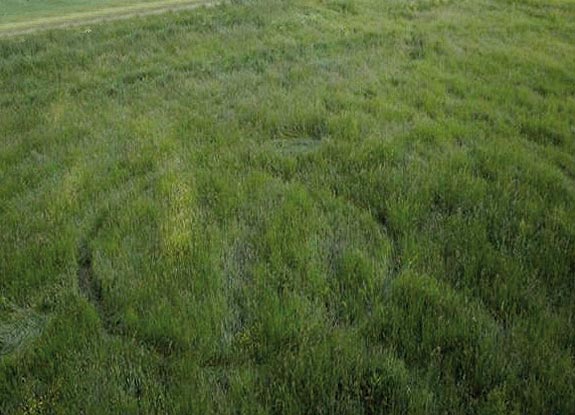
top-left (0, 0), bottom-right (188, 25)
top-left (1, 0), bottom-right (574, 413)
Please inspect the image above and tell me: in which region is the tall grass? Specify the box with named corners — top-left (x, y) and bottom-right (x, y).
top-left (1, 0), bottom-right (574, 413)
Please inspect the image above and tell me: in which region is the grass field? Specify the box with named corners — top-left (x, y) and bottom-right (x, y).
top-left (1, 0), bottom-right (575, 413)
top-left (0, 0), bottom-right (213, 36)
top-left (0, 0), bottom-right (187, 24)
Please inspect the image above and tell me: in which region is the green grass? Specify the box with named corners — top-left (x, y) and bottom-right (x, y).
top-left (1, 0), bottom-right (575, 413)
top-left (0, 0), bottom-right (188, 24)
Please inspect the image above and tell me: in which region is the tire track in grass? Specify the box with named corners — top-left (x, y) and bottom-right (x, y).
top-left (76, 237), bottom-right (176, 356)
top-left (77, 240), bottom-right (105, 320)
top-left (76, 237), bottom-right (174, 405)
top-left (75, 229), bottom-right (244, 403)
top-left (76, 227), bottom-right (176, 356)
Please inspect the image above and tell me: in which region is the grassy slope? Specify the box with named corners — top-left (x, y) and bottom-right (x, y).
top-left (0, 0), bottom-right (179, 24)
top-left (1, 0), bottom-right (574, 413)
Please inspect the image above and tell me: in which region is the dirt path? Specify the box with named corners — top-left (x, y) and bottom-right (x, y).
top-left (0, 0), bottom-right (219, 38)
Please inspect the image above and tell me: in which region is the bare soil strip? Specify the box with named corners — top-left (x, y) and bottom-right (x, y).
top-left (0, 0), bottom-right (218, 37)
